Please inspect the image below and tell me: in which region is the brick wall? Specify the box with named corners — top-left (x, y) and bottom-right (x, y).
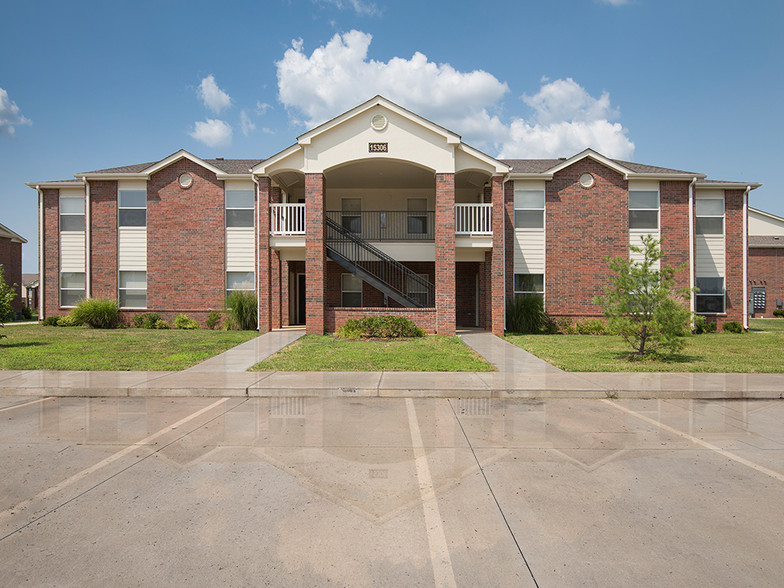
top-left (723, 189), bottom-right (745, 324)
top-left (435, 173), bottom-right (455, 334)
top-left (305, 173), bottom-right (325, 334)
top-left (90, 180), bottom-right (118, 300)
top-left (42, 188), bottom-right (60, 318)
top-left (258, 177), bottom-right (271, 332)
top-left (326, 307), bottom-right (437, 333)
top-left (147, 159), bottom-right (225, 316)
top-left (0, 237), bottom-right (23, 314)
top-left (545, 159), bottom-right (629, 318)
top-left (660, 181), bottom-right (691, 290)
top-left (749, 247), bottom-right (783, 316)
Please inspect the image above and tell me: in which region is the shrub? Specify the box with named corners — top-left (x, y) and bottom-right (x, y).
top-left (132, 312), bottom-right (162, 329)
top-left (561, 318), bottom-right (610, 335)
top-left (42, 316), bottom-right (61, 326)
top-left (154, 319), bottom-right (170, 329)
top-left (693, 315), bottom-right (717, 334)
top-left (335, 315), bottom-right (426, 339)
top-left (21, 306), bottom-right (33, 320)
top-left (206, 311), bottom-right (221, 330)
top-left (722, 321), bottom-right (743, 333)
top-left (506, 294), bottom-right (548, 334)
top-left (226, 291), bottom-right (257, 331)
top-left (773, 309), bottom-right (784, 318)
top-left (57, 315), bottom-right (80, 327)
top-left (69, 298), bottom-right (119, 329)
top-left (173, 314), bottom-right (200, 330)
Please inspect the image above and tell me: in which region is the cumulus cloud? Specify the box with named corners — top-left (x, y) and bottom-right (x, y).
top-left (0, 88), bottom-right (32, 137)
top-left (240, 110), bottom-right (255, 136)
top-left (190, 118), bottom-right (232, 147)
top-left (317, 0), bottom-right (380, 16)
top-left (276, 30), bottom-right (509, 146)
top-left (275, 31), bottom-right (633, 159)
top-left (197, 74), bottom-right (232, 114)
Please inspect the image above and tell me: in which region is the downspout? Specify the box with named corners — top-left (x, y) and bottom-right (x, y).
top-left (36, 185), bottom-right (44, 320)
top-left (502, 174), bottom-right (511, 333)
top-left (83, 178), bottom-right (91, 298)
top-left (743, 185), bottom-right (751, 330)
top-left (688, 177), bottom-right (696, 324)
top-left (251, 172), bottom-right (261, 331)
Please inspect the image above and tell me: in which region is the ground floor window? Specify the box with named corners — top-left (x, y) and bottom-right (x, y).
top-left (119, 271), bottom-right (147, 308)
top-left (406, 273), bottom-right (430, 306)
top-left (696, 277), bottom-right (725, 313)
top-left (60, 272), bottom-right (85, 307)
top-left (226, 271), bottom-right (255, 298)
top-left (341, 274), bottom-right (362, 307)
top-left (514, 273), bottom-right (544, 301)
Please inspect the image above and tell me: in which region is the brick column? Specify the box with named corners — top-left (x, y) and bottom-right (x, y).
top-left (90, 181), bottom-right (118, 299)
top-left (660, 181), bottom-right (690, 290)
top-left (435, 173), bottom-right (456, 335)
top-left (42, 189), bottom-right (60, 318)
top-left (489, 176), bottom-right (506, 335)
top-left (725, 189), bottom-right (745, 324)
top-left (305, 173), bottom-right (325, 334)
top-left (257, 177), bottom-right (271, 332)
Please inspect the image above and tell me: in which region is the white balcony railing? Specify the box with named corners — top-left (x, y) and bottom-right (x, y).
top-left (455, 203), bottom-right (492, 235)
top-left (270, 203), bottom-right (306, 235)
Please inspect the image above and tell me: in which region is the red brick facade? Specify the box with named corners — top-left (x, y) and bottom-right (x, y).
top-left (749, 247), bottom-right (783, 316)
top-left (723, 190), bottom-right (745, 325)
top-left (435, 173), bottom-right (456, 335)
top-left (659, 180), bottom-right (691, 291)
top-left (305, 173), bottom-right (325, 334)
top-left (90, 180), bottom-right (118, 300)
top-left (42, 188), bottom-right (60, 319)
top-left (0, 237), bottom-right (23, 314)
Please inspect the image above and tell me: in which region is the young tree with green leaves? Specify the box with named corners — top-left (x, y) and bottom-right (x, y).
top-left (594, 235), bottom-right (692, 357)
top-left (0, 265), bottom-right (18, 339)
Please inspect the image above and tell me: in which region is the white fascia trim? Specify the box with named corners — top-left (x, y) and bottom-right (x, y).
top-left (695, 181), bottom-right (762, 190)
top-left (457, 144), bottom-right (511, 174)
top-left (252, 144), bottom-right (302, 175)
top-left (26, 181), bottom-right (85, 188)
top-left (74, 174), bottom-right (146, 181)
top-left (629, 173), bottom-right (707, 181)
top-left (215, 173), bottom-right (254, 180)
top-left (749, 207), bottom-right (784, 223)
top-left (508, 173), bottom-right (554, 181)
top-left (0, 222), bottom-right (28, 244)
top-left (141, 149), bottom-right (225, 177)
top-left (545, 148), bottom-right (636, 177)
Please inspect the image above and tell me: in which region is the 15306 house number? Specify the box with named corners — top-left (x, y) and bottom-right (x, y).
top-left (368, 142), bottom-right (388, 153)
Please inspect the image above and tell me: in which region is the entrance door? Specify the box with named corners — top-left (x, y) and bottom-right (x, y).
top-left (296, 273), bottom-right (306, 325)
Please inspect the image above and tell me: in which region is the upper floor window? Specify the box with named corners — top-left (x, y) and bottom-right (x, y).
top-left (629, 190), bottom-right (659, 229)
top-left (696, 198), bottom-right (724, 235)
top-left (514, 190), bottom-right (544, 229)
top-left (59, 197), bottom-right (85, 232)
top-left (226, 190), bottom-right (254, 228)
top-left (118, 190), bottom-right (147, 227)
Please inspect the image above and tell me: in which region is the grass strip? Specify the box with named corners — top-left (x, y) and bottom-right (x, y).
top-left (252, 335), bottom-right (496, 372)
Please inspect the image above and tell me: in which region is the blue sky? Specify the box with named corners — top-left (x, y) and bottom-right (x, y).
top-left (1, 0), bottom-right (782, 272)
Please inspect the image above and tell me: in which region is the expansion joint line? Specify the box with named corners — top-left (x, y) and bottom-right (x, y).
top-left (448, 399), bottom-right (540, 588)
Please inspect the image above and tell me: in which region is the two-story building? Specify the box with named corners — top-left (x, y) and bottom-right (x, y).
top-left (28, 96), bottom-right (760, 334)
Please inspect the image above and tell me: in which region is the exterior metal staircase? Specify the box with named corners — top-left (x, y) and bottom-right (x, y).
top-left (325, 217), bottom-right (435, 308)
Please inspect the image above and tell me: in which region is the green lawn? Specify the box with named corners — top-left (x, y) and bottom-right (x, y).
top-left (252, 335), bottom-right (496, 372)
top-left (505, 318), bottom-right (784, 373)
top-left (0, 324), bottom-right (260, 371)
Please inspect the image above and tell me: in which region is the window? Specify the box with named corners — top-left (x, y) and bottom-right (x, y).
top-left (59, 197), bottom-right (85, 232)
top-left (407, 198), bottom-right (428, 235)
top-left (407, 273), bottom-right (430, 306)
top-left (119, 271), bottom-right (147, 308)
top-left (226, 190), bottom-right (254, 228)
top-left (514, 273), bottom-right (544, 301)
top-left (629, 190), bottom-right (659, 229)
top-left (696, 277), bottom-right (725, 314)
top-left (226, 271), bottom-right (255, 296)
top-left (118, 190), bottom-right (147, 227)
top-left (341, 198), bottom-right (361, 234)
top-left (341, 274), bottom-right (362, 307)
top-left (514, 190), bottom-right (544, 229)
top-left (696, 198), bottom-right (724, 235)
top-left (60, 272), bottom-right (85, 307)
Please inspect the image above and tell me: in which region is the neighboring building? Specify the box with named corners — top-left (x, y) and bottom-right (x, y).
top-left (0, 222), bottom-right (27, 316)
top-left (22, 273), bottom-right (39, 311)
top-left (27, 96), bottom-right (760, 334)
top-left (748, 208), bottom-right (784, 317)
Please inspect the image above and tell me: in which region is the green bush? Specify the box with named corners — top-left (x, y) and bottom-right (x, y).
top-left (335, 315), bottom-right (426, 339)
top-left (722, 321), bottom-right (743, 333)
top-left (154, 319), bottom-right (171, 329)
top-left (42, 316), bottom-right (61, 326)
top-left (57, 315), bottom-right (80, 327)
top-left (506, 294), bottom-right (549, 334)
top-left (693, 315), bottom-right (717, 334)
top-left (132, 312), bottom-right (162, 329)
top-left (225, 291), bottom-right (257, 331)
top-left (173, 314), bottom-right (200, 330)
top-left (69, 298), bottom-right (119, 329)
top-left (21, 306), bottom-right (33, 320)
top-left (561, 318), bottom-right (610, 335)
top-left (773, 309), bottom-right (784, 318)
top-left (206, 311), bottom-right (221, 330)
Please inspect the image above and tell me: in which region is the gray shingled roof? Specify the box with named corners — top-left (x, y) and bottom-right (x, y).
top-left (749, 236), bottom-right (784, 248)
top-left (80, 162), bottom-right (156, 174)
top-left (82, 158), bottom-right (265, 175)
top-left (500, 157), bottom-right (698, 176)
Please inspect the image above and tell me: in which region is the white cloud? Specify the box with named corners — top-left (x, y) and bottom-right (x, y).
top-left (276, 30), bottom-right (509, 146)
top-left (189, 118), bottom-right (232, 147)
top-left (317, 0), bottom-right (380, 16)
top-left (598, 0), bottom-right (632, 5)
top-left (0, 88), bottom-right (32, 137)
top-left (197, 74), bottom-right (231, 114)
top-left (256, 101), bottom-right (272, 114)
top-left (275, 31), bottom-right (633, 159)
top-left (240, 110), bottom-right (255, 136)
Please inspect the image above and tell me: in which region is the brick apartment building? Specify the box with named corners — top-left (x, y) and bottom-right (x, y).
top-left (28, 96), bottom-right (760, 334)
top-left (0, 222), bottom-right (26, 316)
top-left (748, 208), bottom-right (784, 317)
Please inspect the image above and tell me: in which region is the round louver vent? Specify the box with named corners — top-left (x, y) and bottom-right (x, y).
top-left (371, 113), bottom-right (388, 131)
top-left (579, 173), bottom-right (594, 188)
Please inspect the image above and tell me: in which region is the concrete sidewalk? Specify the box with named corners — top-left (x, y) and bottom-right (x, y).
top-left (0, 329), bottom-right (781, 399)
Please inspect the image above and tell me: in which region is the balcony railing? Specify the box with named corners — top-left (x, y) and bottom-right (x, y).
top-left (270, 203), bottom-right (306, 235)
top-left (325, 211), bottom-right (435, 241)
top-left (455, 203), bottom-right (492, 235)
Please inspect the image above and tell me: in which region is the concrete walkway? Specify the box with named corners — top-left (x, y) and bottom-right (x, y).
top-left (0, 329), bottom-right (782, 399)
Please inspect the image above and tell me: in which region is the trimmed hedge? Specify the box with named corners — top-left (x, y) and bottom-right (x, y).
top-left (335, 315), bottom-right (426, 339)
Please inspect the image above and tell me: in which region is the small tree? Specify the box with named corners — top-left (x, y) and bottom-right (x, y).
top-left (0, 266), bottom-right (18, 339)
top-left (594, 235), bottom-right (691, 357)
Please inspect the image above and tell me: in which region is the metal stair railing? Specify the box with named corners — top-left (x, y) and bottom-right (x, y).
top-left (325, 216), bottom-right (435, 308)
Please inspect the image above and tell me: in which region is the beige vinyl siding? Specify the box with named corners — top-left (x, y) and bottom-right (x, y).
top-left (695, 235), bottom-right (725, 277)
top-left (514, 229), bottom-right (545, 274)
top-left (226, 227), bottom-right (255, 271)
top-left (629, 228), bottom-right (661, 269)
top-left (118, 227), bottom-right (147, 270)
top-left (60, 232), bottom-right (85, 271)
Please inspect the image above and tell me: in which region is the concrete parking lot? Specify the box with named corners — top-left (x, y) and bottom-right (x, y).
top-left (1, 395), bottom-right (782, 587)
